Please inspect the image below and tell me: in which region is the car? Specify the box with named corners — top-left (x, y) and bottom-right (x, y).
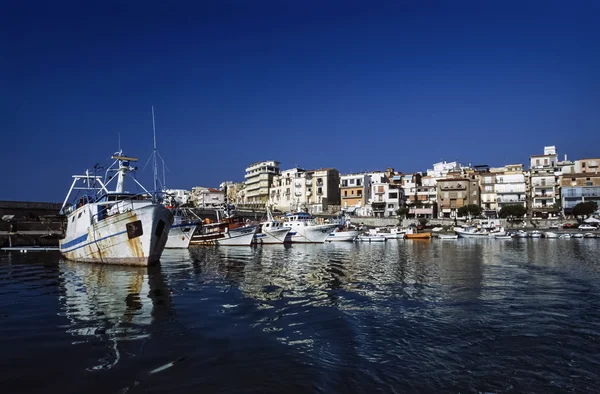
top-left (578, 224), bottom-right (598, 231)
top-left (562, 223), bottom-right (575, 229)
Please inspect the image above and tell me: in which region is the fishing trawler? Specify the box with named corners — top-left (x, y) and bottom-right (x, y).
top-left (58, 152), bottom-right (173, 265)
top-left (253, 207), bottom-right (291, 244)
top-left (282, 212), bottom-right (338, 243)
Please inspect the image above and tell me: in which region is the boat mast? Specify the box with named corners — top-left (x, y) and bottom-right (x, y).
top-left (152, 106), bottom-right (158, 201)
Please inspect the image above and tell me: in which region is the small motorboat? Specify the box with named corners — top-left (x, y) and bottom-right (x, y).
top-left (438, 234), bottom-right (458, 240)
top-left (544, 231), bottom-right (558, 238)
top-left (494, 235), bottom-right (513, 240)
top-left (558, 233), bottom-right (572, 239)
top-left (583, 233), bottom-right (597, 239)
top-left (357, 234), bottom-right (387, 242)
top-left (529, 231), bottom-right (543, 238)
top-left (572, 233), bottom-right (584, 238)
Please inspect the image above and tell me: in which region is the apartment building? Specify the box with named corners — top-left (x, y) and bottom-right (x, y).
top-left (163, 189), bottom-right (190, 206)
top-left (369, 168), bottom-right (406, 217)
top-left (437, 176), bottom-right (480, 218)
top-left (190, 187), bottom-right (224, 207)
top-left (561, 173), bottom-right (600, 216)
top-left (305, 168), bottom-right (341, 214)
top-left (529, 146), bottom-right (559, 218)
top-left (244, 160), bottom-right (280, 205)
top-left (269, 167), bottom-right (304, 212)
top-left (340, 173), bottom-right (371, 213)
top-left (495, 164), bottom-right (527, 212)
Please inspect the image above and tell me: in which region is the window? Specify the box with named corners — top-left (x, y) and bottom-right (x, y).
top-left (389, 193), bottom-right (398, 199)
top-left (344, 191), bottom-right (347, 197)
top-left (544, 159), bottom-right (548, 165)
top-left (342, 180), bottom-right (348, 187)
top-left (582, 162), bottom-right (586, 168)
top-left (536, 159), bottom-right (540, 165)
top-left (350, 179), bottom-right (355, 185)
top-left (473, 191), bottom-right (477, 196)
top-left (351, 190), bottom-right (355, 195)
top-left (387, 204), bottom-right (394, 208)
top-left (357, 190), bottom-right (362, 197)
top-left (357, 180), bottom-right (362, 186)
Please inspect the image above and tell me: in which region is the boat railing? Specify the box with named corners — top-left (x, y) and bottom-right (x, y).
top-left (90, 194), bottom-right (151, 225)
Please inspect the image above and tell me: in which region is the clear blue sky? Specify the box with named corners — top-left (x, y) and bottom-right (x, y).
top-left (2, 0), bottom-right (599, 202)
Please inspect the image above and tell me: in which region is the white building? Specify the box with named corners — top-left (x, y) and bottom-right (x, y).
top-left (244, 160), bottom-right (280, 205)
top-left (369, 171), bottom-right (406, 217)
top-left (190, 187), bottom-right (224, 208)
top-left (529, 146), bottom-right (559, 218)
top-left (495, 165), bottom-right (526, 210)
top-left (269, 167), bottom-right (305, 212)
top-left (427, 161), bottom-right (465, 178)
top-left (163, 189), bottom-right (190, 206)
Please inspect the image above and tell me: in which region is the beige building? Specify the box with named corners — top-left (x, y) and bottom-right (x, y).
top-left (340, 173), bottom-right (371, 214)
top-left (529, 146), bottom-right (559, 218)
top-left (244, 160), bottom-right (280, 205)
top-left (269, 168), bottom-right (340, 213)
top-left (437, 176), bottom-right (480, 218)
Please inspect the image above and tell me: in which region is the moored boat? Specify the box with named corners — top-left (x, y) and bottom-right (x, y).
top-left (327, 228), bottom-right (359, 242)
top-left (544, 231), bottom-right (558, 239)
top-left (165, 208), bottom-right (198, 249)
top-left (191, 216), bottom-right (258, 246)
top-left (253, 208), bottom-right (291, 244)
top-left (438, 234), bottom-right (458, 240)
top-left (282, 212), bottom-right (338, 243)
top-left (59, 152), bottom-right (173, 265)
top-left (357, 234), bottom-right (386, 242)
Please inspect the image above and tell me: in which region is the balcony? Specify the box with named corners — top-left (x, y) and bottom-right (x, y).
top-left (317, 189), bottom-right (323, 195)
top-left (306, 191), bottom-right (312, 197)
top-left (534, 192), bottom-right (553, 197)
top-left (316, 181), bottom-right (324, 187)
top-left (305, 178), bottom-right (313, 185)
top-left (295, 191), bottom-right (302, 197)
top-left (295, 182), bottom-right (302, 188)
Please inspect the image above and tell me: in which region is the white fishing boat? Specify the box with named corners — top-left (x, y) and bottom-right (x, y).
top-left (253, 208), bottom-right (291, 244)
top-left (165, 209), bottom-right (198, 249)
top-left (368, 226), bottom-right (406, 239)
top-left (327, 228), bottom-right (359, 242)
top-left (357, 234), bottom-right (387, 242)
top-left (282, 212), bottom-right (338, 243)
top-left (544, 231), bottom-right (559, 238)
top-left (59, 152), bottom-right (173, 265)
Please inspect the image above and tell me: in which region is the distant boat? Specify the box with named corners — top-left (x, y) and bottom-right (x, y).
top-left (191, 215), bottom-right (258, 246)
top-left (438, 234), bottom-right (458, 240)
top-left (404, 227), bottom-right (431, 240)
top-left (357, 234), bottom-right (387, 242)
top-left (327, 228), bottom-right (359, 242)
top-left (544, 231), bottom-right (559, 239)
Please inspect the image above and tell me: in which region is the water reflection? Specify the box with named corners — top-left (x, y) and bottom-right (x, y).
top-left (58, 259), bottom-right (172, 370)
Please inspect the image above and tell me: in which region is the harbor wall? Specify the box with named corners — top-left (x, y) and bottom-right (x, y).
top-left (0, 201), bottom-right (65, 247)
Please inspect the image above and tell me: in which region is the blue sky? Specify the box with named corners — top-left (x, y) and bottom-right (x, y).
top-left (2, 1), bottom-right (599, 202)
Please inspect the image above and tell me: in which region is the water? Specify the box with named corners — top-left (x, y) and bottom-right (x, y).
top-left (1, 239), bottom-right (599, 393)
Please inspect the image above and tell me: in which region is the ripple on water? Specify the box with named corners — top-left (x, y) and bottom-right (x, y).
top-left (1, 239), bottom-right (600, 393)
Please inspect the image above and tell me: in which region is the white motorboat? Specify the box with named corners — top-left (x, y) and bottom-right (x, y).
top-left (327, 228), bottom-right (359, 242)
top-left (529, 231), bottom-right (543, 238)
top-left (282, 212), bottom-right (338, 243)
top-left (572, 233), bottom-right (584, 239)
top-left (583, 233), bottom-right (597, 238)
top-left (544, 231), bottom-right (559, 239)
top-left (165, 208), bottom-right (198, 249)
top-left (357, 234), bottom-right (387, 242)
top-left (438, 234), bottom-right (458, 240)
top-left (494, 235), bottom-right (513, 240)
top-left (59, 152), bottom-right (173, 265)
top-left (513, 230), bottom-right (528, 238)
top-left (368, 226), bottom-right (406, 239)
top-left (455, 226), bottom-right (492, 238)
top-left (253, 208), bottom-right (291, 244)
top-left (558, 233), bottom-right (572, 239)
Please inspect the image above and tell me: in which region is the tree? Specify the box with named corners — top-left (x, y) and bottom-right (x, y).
top-left (572, 201), bottom-right (598, 219)
top-left (396, 207), bottom-right (410, 219)
top-left (499, 204), bottom-right (527, 221)
top-left (457, 204), bottom-right (481, 218)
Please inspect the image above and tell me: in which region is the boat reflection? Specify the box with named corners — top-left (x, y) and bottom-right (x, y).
top-left (58, 259), bottom-right (171, 370)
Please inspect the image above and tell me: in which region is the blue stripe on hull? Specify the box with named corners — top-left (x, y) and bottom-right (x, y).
top-left (61, 233), bottom-right (89, 249)
top-left (62, 230), bottom-right (127, 253)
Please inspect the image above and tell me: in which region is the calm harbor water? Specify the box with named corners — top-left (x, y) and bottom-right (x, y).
top-left (1, 239), bottom-right (599, 393)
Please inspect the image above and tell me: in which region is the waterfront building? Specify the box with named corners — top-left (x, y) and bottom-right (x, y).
top-left (480, 171), bottom-right (497, 215)
top-left (190, 187), bottom-right (224, 208)
top-left (529, 146), bottom-right (559, 218)
top-left (306, 168), bottom-right (340, 214)
top-left (561, 173), bottom-right (600, 216)
top-left (437, 176), bottom-right (480, 218)
top-left (269, 167), bottom-right (304, 212)
top-left (163, 189), bottom-right (190, 205)
top-left (494, 164), bottom-right (527, 213)
top-left (340, 173), bottom-right (371, 215)
top-left (427, 161), bottom-right (466, 178)
top-left (368, 168), bottom-right (406, 217)
top-left (244, 160), bottom-right (280, 206)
